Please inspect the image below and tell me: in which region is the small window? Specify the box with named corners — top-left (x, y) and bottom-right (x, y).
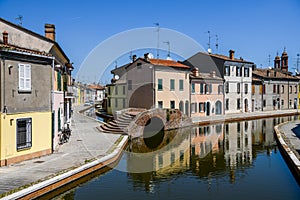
top-left (225, 82), bottom-right (229, 93)
top-left (191, 83), bottom-right (195, 93)
top-left (158, 79), bottom-right (163, 91)
top-left (128, 80), bottom-right (132, 90)
top-left (237, 83), bottom-right (240, 94)
top-left (137, 62), bottom-right (142, 69)
top-left (237, 98), bottom-right (241, 109)
top-left (245, 84), bottom-right (248, 94)
top-left (263, 99), bottom-right (266, 107)
top-left (218, 85), bottom-right (223, 94)
top-left (225, 99), bottom-right (229, 110)
top-left (122, 99), bottom-right (126, 108)
top-left (179, 80), bottom-right (184, 91)
top-left (170, 100), bottom-right (175, 109)
top-left (115, 98), bottom-right (118, 108)
top-left (200, 83), bottom-right (204, 94)
top-left (224, 66), bottom-right (230, 76)
top-left (108, 98), bottom-right (111, 107)
top-left (199, 102), bottom-right (204, 112)
top-left (158, 101), bottom-right (163, 108)
top-left (16, 118), bottom-right (32, 150)
top-left (19, 64), bottom-right (31, 92)
top-left (170, 79), bottom-right (175, 91)
top-left (123, 86), bottom-right (126, 95)
top-left (115, 85), bottom-right (118, 95)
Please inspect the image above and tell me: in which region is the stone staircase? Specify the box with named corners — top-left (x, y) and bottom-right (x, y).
top-left (98, 111), bottom-right (138, 134)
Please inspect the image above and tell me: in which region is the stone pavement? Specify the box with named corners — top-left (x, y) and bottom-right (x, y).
top-left (192, 109), bottom-right (299, 124)
top-left (0, 106), bottom-right (121, 196)
top-left (277, 120), bottom-right (300, 158)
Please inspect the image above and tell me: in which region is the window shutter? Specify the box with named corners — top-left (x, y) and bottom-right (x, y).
top-left (25, 64), bottom-right (31, 90)
top-left (19, 64), bottom-right (25, 90)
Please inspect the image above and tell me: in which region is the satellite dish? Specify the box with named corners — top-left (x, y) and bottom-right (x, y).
top-left (268, 66), bottom-right (272, 69)
top-left (147, 53), bottom-right (154, 59)
top-left (207, 48), bottom-right (212, 53)
top-left (166, 56), bottom-right (173, 60)
top-left (114, 75), bottom-right (120, 80)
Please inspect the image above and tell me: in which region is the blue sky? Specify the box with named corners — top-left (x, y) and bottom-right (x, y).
top-left (1, 0), bottom-right (300, 83)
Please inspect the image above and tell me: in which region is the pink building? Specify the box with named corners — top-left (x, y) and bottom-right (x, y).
top-left (190, 68), bottom-right (224, 118)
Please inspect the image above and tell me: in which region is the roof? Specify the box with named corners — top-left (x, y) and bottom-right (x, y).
top-left (0, 43), bottom-right (52, 57)
top-left (190, 72), bottom-right (223, 81)
top-left (147, 58), bottom-right (190, 69)
top-left (252, 68), bottom-right (298, 80)
top-left (87, 84), bottom-right (105, 90)
top-left (0, 18), bottom-right (71, 66)
top-left (202, 52), bottom-right (254, 64)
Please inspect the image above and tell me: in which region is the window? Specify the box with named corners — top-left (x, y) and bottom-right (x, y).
top-left (16, 118), bottom-right (32, 150)
top-left (179, 80), bottom-right (184, 91)
top-left (108, 98), bottom-right (111, 107)
top-left (252, 85), bottom-right (255, 94)
top-left (282, 85), bottom-right (284, 93)
top-left (237, 98), bottom-right (241, 109)
top-left (200, 83), bottom-right (204, 94)
top-left (191, 103), bottom-right (196, 113)
top-left (170, 79), bottom-right (175, 91)
top-left (224, 66), bottom-right (230, 76)
top-left (191, 83), bottom-right (195, 93)
top-left (179, 101), bottom-right (184, 112)
top-left (273, 85), bottom-right (276, 93)
top-left (57, 71), bottom-right (62, 91)
top-left (115, 85), bottom-right (118, 95)
top-left (237, 83), bottom-right (240, 94)
top-left (281, 100), bottom-right (284, 106)
top-left (170, 100), bottom-right (175, 109)
top-left (263, 84), bottom-right (266, 94)
top-left (205, 84), bottom-right (211, 94)
top-left (289, 99), bottom-right (292, 107)
top-left (123, 86), bottom-right (126, 95)
top-left (137, 62), bottom-right (142, 69)
top-left (245, 84), bottom-right (248, 94)
top-left (295, 85), bottom-right (297, 94)
top-left (218, 85), bottom-right (223, 94)
top-left (237, 122), bottom-right (241, 133)
top-left (158, 101), bottom-right (163, 108)
top-left (158, 79), bottom-right (163, 91)
top-left (236, 67), bottom-right (241, 76)
top-left (225, 82), bottom-right (229, 93)
top-left (123, 99), bottom-right (126, 108)
top-left (277, 85), bottom-right (280, 94)
top-left (290, 86), bottom-right (292, 94)
top-left (128, 80), bottom-right (132, 90)
top-left (115, 98), bottom-right (118, 108)
top-left (199, 102), bottom-right (204, 112)
top-left (209, 84), bottom-right (212, 93)
top-left (244, 67), bottom-right (249, 77)
top-left (19, 64), bottom-right (31, 92)
top-left (158, 154), bottom-right (163, 167)
top-left (108, 87), bottom-right (111, 95)
top-left (225, 99), bottom-right (229, 110)
top-left (263, 99), bottom-right (266, 107)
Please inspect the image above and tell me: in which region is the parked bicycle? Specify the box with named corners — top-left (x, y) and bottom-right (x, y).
top-left (59, 125), bottom-right (72, 145)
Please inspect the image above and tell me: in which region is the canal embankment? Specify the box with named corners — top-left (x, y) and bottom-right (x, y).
top-left (0, 106), bottom-right (127, 199)
top-left (274, 120), bottom-right (300, 184)
top-left (193, 109), bottom-right (299, 125)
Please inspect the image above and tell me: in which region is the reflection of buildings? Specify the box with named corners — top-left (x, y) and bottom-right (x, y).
top-left (224, 121), bottom-right (252, 168)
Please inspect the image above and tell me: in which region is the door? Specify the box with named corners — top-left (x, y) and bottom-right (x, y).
top-left (206, 102), bottom-right (210, 116)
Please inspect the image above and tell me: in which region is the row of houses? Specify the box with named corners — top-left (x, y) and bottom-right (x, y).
top-left (106, 49), bottom-right (299, 119)
top-left (0, 18), bottom-right (75, 166)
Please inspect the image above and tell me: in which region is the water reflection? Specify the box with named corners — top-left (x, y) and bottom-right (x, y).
top-left (127, 116), bottom-right (294, 190)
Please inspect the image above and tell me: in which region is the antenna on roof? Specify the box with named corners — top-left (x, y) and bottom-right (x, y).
top-left (114, 61), bottom-right (117, 69)
top-left (207, 31), bottom-right (212, 53)
top-left (129, 51), bottom-right (133, 62)
top-left (15, 15), bottom-right (23, 26)
top-left (163, 41), bottom-right (171, 59)
top-left (215, 34), bottom-right (219, 53)
top-left (297, 53), bottom-right (300, 73)
top-left (154, 23), bottom-right (160, 59)
top-left (268, 54), bottom-right (271, 67)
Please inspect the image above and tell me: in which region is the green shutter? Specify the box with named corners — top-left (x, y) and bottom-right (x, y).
top-left (57, 72), bottom-right (62, 91)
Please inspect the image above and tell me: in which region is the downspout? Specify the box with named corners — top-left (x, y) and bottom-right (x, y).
top-left (51, 57), bottom-right (55, 152)
top-left (153, 64), bottom-right (155, 108)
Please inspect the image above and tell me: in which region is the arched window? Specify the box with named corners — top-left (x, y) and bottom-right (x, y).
top-left (215, 101), bottom-right (222, 115)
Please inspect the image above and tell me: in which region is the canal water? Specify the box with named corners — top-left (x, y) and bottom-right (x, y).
top-left (51, 116), bottom-right (300, 200)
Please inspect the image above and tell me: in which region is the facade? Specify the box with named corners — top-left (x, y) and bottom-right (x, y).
top-left (111, 55), bottom-right (191, 115)
top-left (106, 80), bottom-right (127, 115)
top-left (87, 84), bottom-right (105, 103)
top-left (190, 68), bottom-right (224, 118)
top-left (252, 51), bottom-right (298, 111)
top-left (184, 50), bottom-right (255, 114)
top-left (0, 18), bottom-right (74, 163)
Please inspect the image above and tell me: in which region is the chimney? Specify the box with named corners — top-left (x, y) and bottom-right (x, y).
top-left (45, 24), bottom-right (55, 41)
top-left (132, 55), bottom-right (137, 62)
top-left (144, 53), bottom-right (149, 61)
top-left (2, 31), bottom-right (8, 45)
top-left (192, 68), bottom-right (199, 77)
top-left (210, 70), bottom-right (216, 78)
top-left (229, 50), bottom-right (235, 60)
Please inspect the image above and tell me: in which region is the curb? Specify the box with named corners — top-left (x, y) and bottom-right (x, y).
top-left (1, 135), bottom-right (128, 200)
top-left (274, 123), bottom-right (300, 184)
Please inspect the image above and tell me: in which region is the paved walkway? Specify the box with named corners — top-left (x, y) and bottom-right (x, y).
top-left (192, 109), bottom-right (299, 123)
top-left (277, 121), bottom-right (300, 158)
top-left (0, 106), bottom-right (121, 196)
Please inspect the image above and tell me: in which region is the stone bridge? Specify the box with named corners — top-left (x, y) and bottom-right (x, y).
top-left (125, 108), bottom-right (192, 139)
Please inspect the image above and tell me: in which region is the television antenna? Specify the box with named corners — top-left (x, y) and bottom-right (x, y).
top-left (163, 41), bottom-right (171, 58)
top-left (268, 54), bottom-right (271, 67)
top-left (215, 34), bottom-right (219, 53)
top-left (297, 53), bottom-right (300, 72)
top-left (154, 23), bottom-right (160, 59)
top-left (15, 15), bottom-right (23, 26)
top-left (207, 31), bottom-right (212, 53)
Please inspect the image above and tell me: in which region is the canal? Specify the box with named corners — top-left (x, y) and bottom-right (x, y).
top-left (50, 116), bottom-right (300, 200)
